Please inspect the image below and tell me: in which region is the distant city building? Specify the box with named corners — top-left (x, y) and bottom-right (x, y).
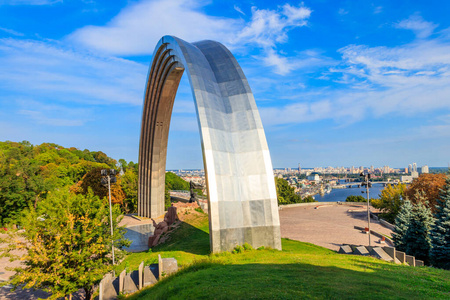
top-left (421, 165), bottom-right (429, 174)
top-left (408, 164), bottom-right (412, 173)
top-left (401, 175), bottom-right (413, 183)
top-left (298, 163), bottom-right (301, 173)
top-left (307, 174), bottom-right (320, 182)
top-left (411, 171), bottom-right (419, 179)
top-left (413, 162), bottom-right (417, 172)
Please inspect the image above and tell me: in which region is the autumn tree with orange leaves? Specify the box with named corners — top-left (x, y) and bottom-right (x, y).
top-left (405, 173), bottom-right (447, 213)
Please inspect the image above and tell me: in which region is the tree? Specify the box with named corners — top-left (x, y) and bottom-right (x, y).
top-left (392, 199), bottom-right (413, 252)
top-left (430, 177), bottom-right (450, 269)
top-left (121, 168), bottom-right (138, 213)
top-left (0, 189), bottom-right (129, 299)
top-left (165, 172), bottom-right (190, 191)
top-left (275, 177), bottom-right (312, 205)
top-left (405, 173), bottom-right (447, 213)
top-left (345, 195), bottom-right (366, 202)
top-left (77, 167), bottom-right (125, 205)
top-left (371, 183), bottom-right (407, 223)
top-left (404, 197), bottom-right (434, 264)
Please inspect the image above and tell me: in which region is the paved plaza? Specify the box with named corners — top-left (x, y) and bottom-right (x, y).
top-left (279, 203), bottom-right (393, 251)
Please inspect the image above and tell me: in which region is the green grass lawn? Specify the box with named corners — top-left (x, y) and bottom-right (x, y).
top-left (117, 210), bottom-right (450, 299)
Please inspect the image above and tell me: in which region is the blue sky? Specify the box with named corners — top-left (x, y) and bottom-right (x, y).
top-left (1, 0), bottom-right (449, 169)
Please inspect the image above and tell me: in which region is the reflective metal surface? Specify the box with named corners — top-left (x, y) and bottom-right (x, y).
top-left (138, 36), bottom-right (281, 252)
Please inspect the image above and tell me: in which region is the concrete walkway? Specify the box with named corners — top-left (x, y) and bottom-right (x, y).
top-left (279, 204), bottom-right (393, 251)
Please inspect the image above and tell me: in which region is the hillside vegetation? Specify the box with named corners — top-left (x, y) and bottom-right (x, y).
top-left (117, 209), bottom-right (450, 300)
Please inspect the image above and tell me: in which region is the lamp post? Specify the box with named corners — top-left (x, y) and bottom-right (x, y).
top-left (101, 169), bottom-right (117, 265)
top-left (360, 172), bottom-right (372, 246)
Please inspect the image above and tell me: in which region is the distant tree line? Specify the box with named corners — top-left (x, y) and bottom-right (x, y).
top-left (275, 177), bottom-right (316, 205)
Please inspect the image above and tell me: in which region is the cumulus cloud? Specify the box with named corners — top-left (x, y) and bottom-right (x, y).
top-left (68, 0), bottom-right (241, 56)
top-left (236, 3), bottom-right (310, 48)
top-left (68, 0), bottom-right (313, 74)
top-left (395, 15), bottom-right (438, 39)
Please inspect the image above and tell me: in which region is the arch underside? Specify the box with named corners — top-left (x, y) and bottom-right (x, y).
top-left (139, 36), bottom-right (281, 252)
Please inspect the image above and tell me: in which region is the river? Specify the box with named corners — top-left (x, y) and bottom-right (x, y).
top-left (315, 183), bottom-right (385, 202)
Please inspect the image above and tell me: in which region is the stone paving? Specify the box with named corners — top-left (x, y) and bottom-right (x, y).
top-left (279, 203), bottom-right (393, 251)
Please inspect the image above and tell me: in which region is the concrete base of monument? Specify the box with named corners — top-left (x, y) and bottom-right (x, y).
top-left (210, 225), bottom-right (282, 252)
top-left (123, 223), bottom-right (155, 252)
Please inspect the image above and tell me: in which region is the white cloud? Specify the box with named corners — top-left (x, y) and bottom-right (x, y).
top-left (69, 0), bottom-right (313, 74)
top-left (260, 23), bottom-right (450, 126)
top-left (395, 15), bottom-right (438, 39)
top-left (0, 38), bottom-right (147, 105)
top-left (0, 0), bottom-right (61, 5)
top-left (68, 0), bottom-right (241, 56)
top-left (0, 27), bottom-right (24, 36)
top-left (234, 5), bottom-right (245, 16)
top-left (235, 3), bottom-right (311, 48)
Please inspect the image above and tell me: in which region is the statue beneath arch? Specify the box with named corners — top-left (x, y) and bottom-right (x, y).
top-left (138, 36), bottom-right (281, 252)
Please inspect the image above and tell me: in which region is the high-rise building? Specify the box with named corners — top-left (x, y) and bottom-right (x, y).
top-left (413, 163), bottom-right (417, 172)
top-left (421, 165), bottom-right (429, 174)
top-left (298, 163), bottom-right (301, 173)
top-left (408, 164), bottom-right (412, 173)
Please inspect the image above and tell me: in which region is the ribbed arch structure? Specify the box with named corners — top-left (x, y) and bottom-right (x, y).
top-left (139, 36), bottom-right (281, 252)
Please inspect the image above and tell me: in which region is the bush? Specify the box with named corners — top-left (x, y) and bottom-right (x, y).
top-left (346, 195), bottom-right (366, 202)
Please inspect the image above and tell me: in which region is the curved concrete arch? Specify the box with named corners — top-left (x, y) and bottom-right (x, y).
top-left (139, 36), bottom-right (281, 252)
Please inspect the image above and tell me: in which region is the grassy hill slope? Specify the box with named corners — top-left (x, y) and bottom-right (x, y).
top-left (118, 208), bottom-right (450, 300)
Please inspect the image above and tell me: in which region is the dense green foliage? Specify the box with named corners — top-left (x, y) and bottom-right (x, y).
top-left (0, 141), bottom-right (116, 225)
top-left (118, 211), bottom-right (450, 300)
top-left (345, 195), bottom-right (366, 202)
top-left (0, 141), bottom-right (196, 224)
top-left (275, 177), bottom-right (316, 204)
top-left (0, 188), bottom-right (129, 300)
top-left (404, 200), bottom-right (434, 264)
top-left (392, 200), bottom-right (413, 252)
top-left (430, 178), bottom-right (450, 269)
top-left (371, 183), bottom-right (407, 223)
top-left (165, 172), bottom-right (190, 191)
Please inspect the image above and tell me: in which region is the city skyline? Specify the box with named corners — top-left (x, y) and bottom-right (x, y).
top-left (0, 0), bottom-right (449, 169)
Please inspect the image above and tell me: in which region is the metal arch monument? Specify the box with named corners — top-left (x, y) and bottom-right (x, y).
top-left (138, 36), bottom-right (281, 252)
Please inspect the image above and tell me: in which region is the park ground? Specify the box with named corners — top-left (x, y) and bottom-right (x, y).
top-left (1, 203), bottom-right (449, 299)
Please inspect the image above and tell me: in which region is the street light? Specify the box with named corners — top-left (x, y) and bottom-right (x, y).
top-left (101, 169), bottom-right (117, 265)
top-left (360, 172), bottom-right (372, 246)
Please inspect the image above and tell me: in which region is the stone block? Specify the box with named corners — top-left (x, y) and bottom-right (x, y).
top-left (119, 269), bottom-right (126, 293)
top-left (371, 247), bottom-right (393, 262)
top-left (143, 265), bottom-right (158, 287)
top-left (158, 254), bottom-right (163, 279)
top-left (354, 246), bottom-right (369, 256)
top-left (138, 261), bottom-right (144, 290)
top-left (415, 260), bottom-right (424, 267)
top-left (123, 272), bottom-right (138, 294)
top-left (162, 258), bottom-right (178, 276)
top-left (395, 250), bottom-right (406, 264)
top-left (338, 245), bottom-right (352, 254)
top-left (100, 274), bottom-right (118, 300)
top-left (382, 247), bottom-right (400, 264)
top-left (348, 244), bottom-right (359, 253)
top-left (405, 255), bottom-right (415, 266)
